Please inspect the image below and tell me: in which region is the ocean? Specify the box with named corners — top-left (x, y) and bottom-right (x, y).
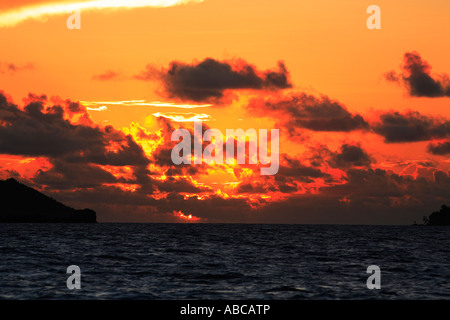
top-left (0, 223), bottom-right (449, 300)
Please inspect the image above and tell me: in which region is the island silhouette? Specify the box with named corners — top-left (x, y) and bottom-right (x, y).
top-left (0, 178), bottom-right (96, 223)
top-left (421, 205), bottom-right (450, 226)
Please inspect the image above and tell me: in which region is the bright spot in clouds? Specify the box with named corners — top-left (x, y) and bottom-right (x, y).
top-left (0, 0), bottom-right (204, 28)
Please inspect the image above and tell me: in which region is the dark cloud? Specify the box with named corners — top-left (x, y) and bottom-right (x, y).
top-left (236, 180), bottom-right (282, 194)
top-left (0, 96), bottom-right (205, 195)
top-left (154, 176), bottom-right (211, 193)
top-left (136, 58), bottom-right (291, 102)
top-left (427, 141), bottom-right (450, 155)
top-left (0, 99), bottom-right (101, 157)
top-left (331, 144), bottom-right (373, 168)
top-left (373, 111), bottom-right (450, 143)
top-left (65, 134), bottom-right (150, 166)
top-left (326, 168), bottom-right (450, 211)
top-left (0, 62), bottom-right (34, 74)
top-left (385, 52), bottom-right (450, 97)
top-left (47, 186), bottom-right (257, 223)
top-left (233, 167), bottom-right (449, 224)
top-left (2, 86), bottom-right (450, 224)
top-left (0, 92), bottom-right (150, 166)
top-left (66, 101), bottom-right (85, 115)
top-left (92, 70), bottom-right (123, 81)
top-left (236, 154), bottom-right (333, 194)
top-left (0, 91), bottom-right (158, 195)
top-left (149, 117), bottom-right (212, 176)
top-left (246, 93), bottom-right (369, 135)
top-left (383, 70), bottom-right (399, 82)
top-left (277, 154), bottom-right (329, 182)
top-left (33, 160), bottom-right (119, 190)
top-left (57, 166), bottom-right (450, 224)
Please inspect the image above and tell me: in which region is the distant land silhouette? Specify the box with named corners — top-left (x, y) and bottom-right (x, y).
top-left (0, 178), bottom-right (96, 223)
top-left (421, 205), bottom-right (450, 226)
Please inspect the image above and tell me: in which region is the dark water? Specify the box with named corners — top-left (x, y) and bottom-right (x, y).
top-left (0, 224), bottom-right (449, 300)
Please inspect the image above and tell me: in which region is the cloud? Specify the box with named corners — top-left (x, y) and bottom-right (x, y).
top-left (81, 99), bottom-right (212, 109)
top-left (0, 97), bottom-right (97, 157)
top-left (38, 161), bottom-right (450, 224)
top-left (234, 152), bottom-right (342, 196)
top-left (152, 111), bottom-right (212, 122)
top-left (148, 117), bottom-right (210, 176)
top-left (154, 176), bottom-right (209, 193)
top-left (0, 0), bottom-right (205, 28)
top-left (330, 144), bottom-right (373, 168)
top-left (246, 93), bottom-right (368, 135)
top-left (277, 154), bottom-right (330, 182)
top-left (92, 70), bottom-right (123, 81)
top-left (427, 141), bottom-right (450, 155)
top-left (385, 52), bottom-right (450, 97)
top-left (0, 92), bottom-right (210, 197)
top-left (0, 92), bottom-right (150, 169)
top-left (33, 159), bottom-right (119, 189)
top-left (86, 106), bottom-right (108, 111)
top-left (222, 167), bottom-right (450, 224)
top-left (136, 58), bottom-right (291, 102)
top-left (2, 86), bottom-right (450, 224)
top-left (373, 111), bottom-right (450, 143)
top-left (0, 62), bottom-right (34, 74)
top-left (329, 168), bottom-right (448, 203)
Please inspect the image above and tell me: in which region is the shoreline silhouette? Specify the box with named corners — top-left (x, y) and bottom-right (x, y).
top-left (0, 178), bottom-right (96, 223)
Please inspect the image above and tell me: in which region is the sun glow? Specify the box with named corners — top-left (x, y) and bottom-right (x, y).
top-left (0, 0), bottom-right (204, 28)
top-left (173, 210), bottom-right (201, 222)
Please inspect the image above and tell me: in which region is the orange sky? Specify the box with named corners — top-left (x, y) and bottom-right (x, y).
top-left (1, 0), bottom-right (450, 224)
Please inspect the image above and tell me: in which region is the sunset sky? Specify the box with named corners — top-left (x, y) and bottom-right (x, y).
top-left (1, 0), bottom-right (449, 224)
